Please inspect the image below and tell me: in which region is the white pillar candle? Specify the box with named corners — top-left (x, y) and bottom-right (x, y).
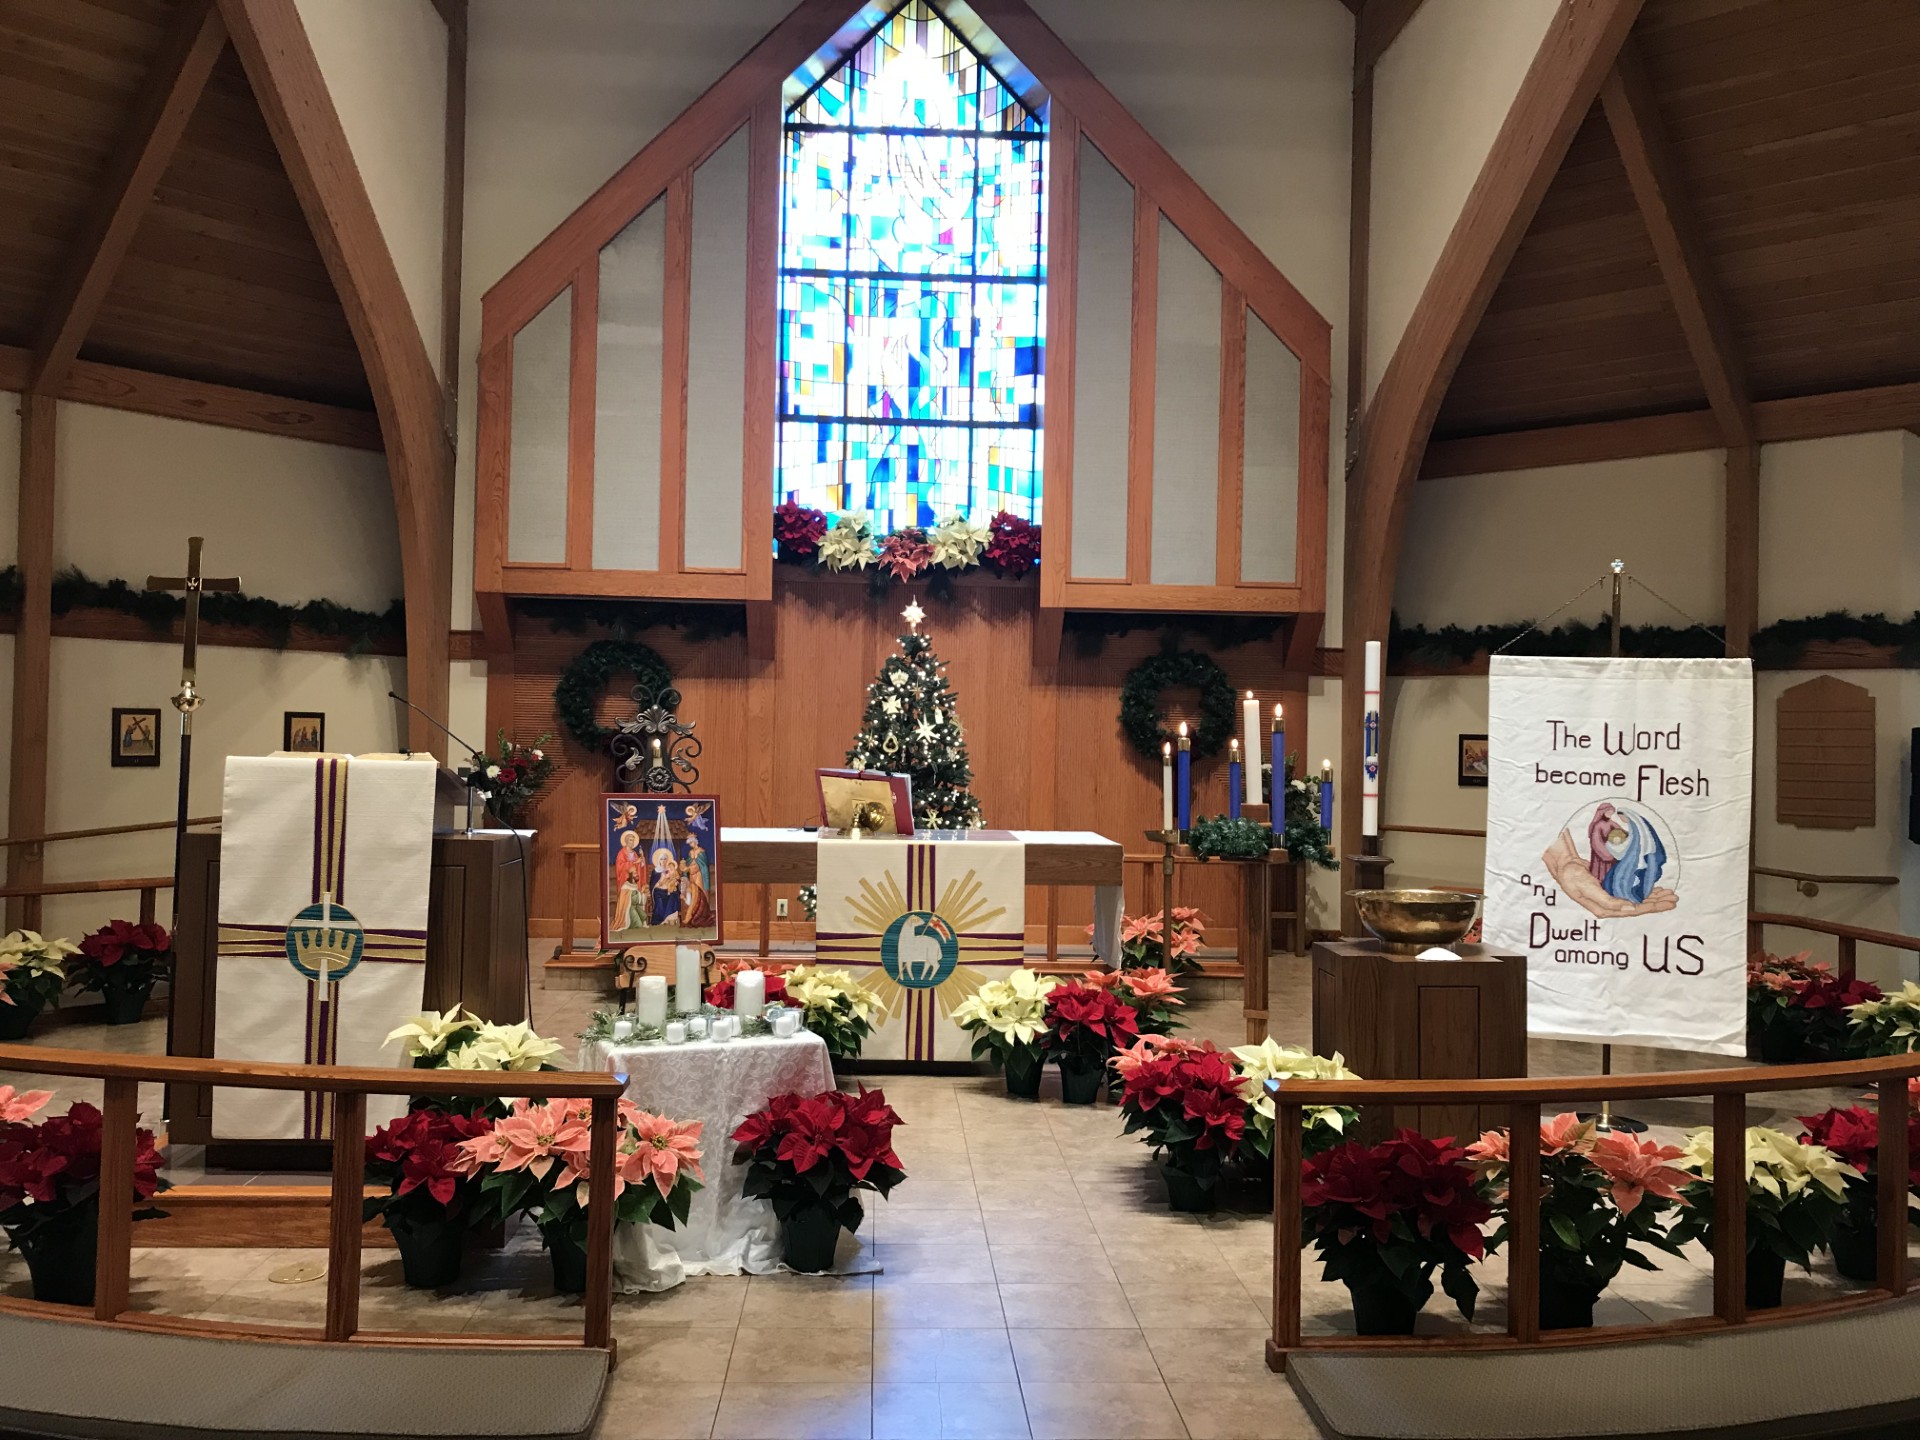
top-left (665, 1020), bottom-right (687, 1044)
top-left (1362, 639), bottom-right (1382, 838)
top-left (712, 1016), bottom-right (733, 1043)
top-left (635, 974), bottom-right (668, 1031)
top-left (1160, 742), bottom-right (1174, 831)
top-left (675, 945), bottom-right (703, 1014)
top-left (686, 1015), bottom-right (709, 1039)
top-left (612, 1015), bottom-right (634, 1042)
top-left (773, 1010), bottom-right (800, 1038)
top-left (733, 970), bottom-right (767, 1019)
top-left (1241, 692), bottom-right (1262, 805)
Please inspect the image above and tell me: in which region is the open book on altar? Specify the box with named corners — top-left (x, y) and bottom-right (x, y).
top-left (210, 753), bottom-right (439, 1140)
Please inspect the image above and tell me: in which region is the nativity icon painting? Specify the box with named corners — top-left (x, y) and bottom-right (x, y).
top-left (601, 795), bottom-right (722, 948)
top-left (1542, 797), bottom-right (1681, 921)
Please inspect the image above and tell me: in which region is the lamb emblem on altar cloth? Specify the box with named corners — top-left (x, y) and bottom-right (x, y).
top-left (815, 835), bottom-right (1026, 1064)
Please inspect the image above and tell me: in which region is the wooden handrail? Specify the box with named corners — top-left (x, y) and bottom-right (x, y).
top-left (0, 1045), bottom-right (624, 1355)
top-left (0, 816), bottom-right (220, 848)
top-left (0, 876), bottom-right (172, 898)
top-left (1753, 866), bottom-right (1897, 889)
top-left (1379, 822), bottom-right (1487, 838)
top-left (1750, 910), bottom-right (1920, 983)
top-left (1267, 1054), bottom-right (1916, 1372)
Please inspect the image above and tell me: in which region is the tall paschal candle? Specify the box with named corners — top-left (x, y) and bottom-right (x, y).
top-left (1362, 639), bottom-right (1382, 838)
top-left (1176, 723), bottom-right (1192, 833)
top-left (1241, 692), bottom-right (1261, 806)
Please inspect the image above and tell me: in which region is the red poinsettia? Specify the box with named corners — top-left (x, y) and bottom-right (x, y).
top-left (879, 528), bottom-right (933, 581)
top-left (1041, 981), bottom-right (1140, 1068)
top-left (982, 510), bottom-right (1041, 577)
top-left (1302, 1129), bottom-right (1493, 1259)
top-left (0, 1099), bottom-right (165, 1216)
top-left (732, 1086), bottom-right (907, 1227)
top-left (1799, 1104), bottom-right (1920, 1186)
top-left (1799, 974), bottom-right (1882, 1013)
top-left (367, 1107), bottom-right (494, 1208)
top-left (774, 499), bottom-right (829, 562)
top-left (78, 920), bottom-right (170, 971)
top-left (704, 974), bottom-right (788, 1009)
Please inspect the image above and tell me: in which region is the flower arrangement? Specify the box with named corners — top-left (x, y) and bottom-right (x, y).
top-left (1041, 981), bottom-right (1140, 1102)
top-left (1229, 1038), bottom-right (1359, 1162)
top-left (930, 512), bottom-right (989, 570)
top-left (1300, 1130), bottom-right (1497, 1334)
top-left (456, 1097), bottom-right (705, 1292)
top-left (1093, 907), bottom-right (1207, 976)
top-left (386, 1008), bottom-right (566, 1074)
top-left (363, 1106), bottom-right (495, 1287)
top-left (0, 1087), bottom-right (168, 1304)
top-left (982, 510), bottom-right (1041, 577)
top-left (1465, 1114), bottom-right (1691, 1329)
top-left (774, 505), bottom-right (1040, 583)
top-left (72, 920), bottom-right (171, 1025)
top-left (0, 930), bottom-right (78, 1037)
top-left (1669, 1124), bottom-right (1851, 1307)
top-left (773, 499), bottom-right (829, 562)
top-left (1796, 1104), bottom-right (1920, 1280)
top-left (1747, 950), bottom-right (1878, 1062)
top-left (476, 731), bottom-right (554, 827)
top-left (1113, 1038), bottom-right (1248, 1211)
top-left (1846, 980), bottom-right (1920, 1056)
top-left (782, 965), bottom-right (883, 1060)
top-left (878, 527), bottom-right (933, 582)
top-left (731, 1086), bottom-right (906, 1272)
top-left (951, 969), bottom-right (1058, 1098)
top-left (704, 957), bottom-right (791, 1010)
top-left (1079, 966), bottom-right (1185, 1035)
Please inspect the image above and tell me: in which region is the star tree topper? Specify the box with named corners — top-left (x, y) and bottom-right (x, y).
top-left (901, 599), bottom-right (925, 633)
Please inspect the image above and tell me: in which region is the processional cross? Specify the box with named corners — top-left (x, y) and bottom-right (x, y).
top-left (145, 537), bottom-right (241, 899)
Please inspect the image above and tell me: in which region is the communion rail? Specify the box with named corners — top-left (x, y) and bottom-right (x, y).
top-left (0, 814), bottom-right (219, 928)
top-left (1265, 1053), bottom-right (1920, 1372)
top-left (1749, 912), bottom-right (1920, 981)
top-left (0, 1044), bottom-right (626, 1355)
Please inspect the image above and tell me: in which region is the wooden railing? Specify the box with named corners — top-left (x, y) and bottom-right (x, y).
top-left (0, 1044), bottom-right (626, 1354)
top-left (1266, 1053), bottom-right (1919, 1372)
top-left (1, 815), bottom-right (218, 929)
top-left (1752, 866), bottom-right (1897, 897)
top-left (0, 875), bottom-right (173, 927)
top-left (1749, 912), bottom-right (1920, 981)
top-left (0, 816), bottom-right (220, 849)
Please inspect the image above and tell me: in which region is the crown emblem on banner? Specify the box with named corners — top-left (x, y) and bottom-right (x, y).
top-left (283, 895), bottom-right (365, 982)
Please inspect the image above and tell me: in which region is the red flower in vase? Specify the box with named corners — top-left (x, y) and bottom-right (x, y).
top-left (0, 1100), bottom-right (164, 1212)
top-left (774, 500), bottom-right (829, 562)
top-left (982, 510), bottom-right (1040, 577)
top-left (879, 529), bottom-right (933, 581)
top-left (79, 920), bottom-right (171, 969)
top-left (1044, 983), bottom-right (1141, 1047)
top-left (1799, 975), bottom-right (1882, 1013)
top-left (1302, 1129), bottom-right (1492, 1259)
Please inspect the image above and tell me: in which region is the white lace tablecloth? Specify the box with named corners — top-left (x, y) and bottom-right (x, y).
top-left (582, 1032), bottom-right (835, 1292)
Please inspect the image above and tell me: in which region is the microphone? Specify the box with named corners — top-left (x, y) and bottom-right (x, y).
top-left (388, 689), bottom-right (485, 768)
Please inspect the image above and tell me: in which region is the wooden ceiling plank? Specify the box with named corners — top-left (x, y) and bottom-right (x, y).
top-left (1356, 0), bottom-right (1426, 72)
top-left (28, 0), bottom-right (228, 394)
top-left (1599, 37), bottom-right (1752, 446)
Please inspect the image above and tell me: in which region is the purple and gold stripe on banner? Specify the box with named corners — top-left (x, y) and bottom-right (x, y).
top-left (304, 756), bottom-right (351, 1139)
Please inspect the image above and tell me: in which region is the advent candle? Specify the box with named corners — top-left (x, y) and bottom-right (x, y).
top-left (1240, 692), bottom-right (1261, 805)
top-left (1319, 759), bottom-right (1334, 831)
top-left (635, 974), bottom-right (669, 1032)
top-left (1362, 639), bottom-right (1382, 839)
top-left (1272, 704), bottom-right (1286, 793)
top-left (1160, 742), bottom-right (1174, 832)
top-left (674, 945), bottom-right (703, 1014)
top-left (1228, 739), bottom-right (1242, 820)
top-left (734, 970), bottom-right (767, 1020)
top-left (1176, 723), bottom-right (1192, 833)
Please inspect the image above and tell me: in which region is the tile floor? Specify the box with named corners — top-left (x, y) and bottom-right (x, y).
top-left (0, 951), bottom-right (1901, 1439)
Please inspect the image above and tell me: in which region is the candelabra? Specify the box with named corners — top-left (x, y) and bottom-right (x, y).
top-left (610, 680), bottom-right (701, 793)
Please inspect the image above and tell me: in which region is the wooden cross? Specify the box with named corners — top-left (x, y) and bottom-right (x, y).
top-left (145, 536), bottom-right (240, 701)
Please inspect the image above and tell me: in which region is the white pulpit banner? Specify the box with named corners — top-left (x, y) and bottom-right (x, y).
top-left (1484, 656), bottom-right (1752, 1055)
top-left (213, 755), bottom-right (436, 1139)
top-left (814, 832), bottom-right (1026, 1064)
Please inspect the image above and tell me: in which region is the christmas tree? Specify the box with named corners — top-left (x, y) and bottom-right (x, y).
top-left (846, 601), bottom-right (984, 830)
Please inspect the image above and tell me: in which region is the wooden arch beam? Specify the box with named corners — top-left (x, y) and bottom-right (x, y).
top-left (218, 0), bottom-right (453, 754)
top-left (1339, 0), bottom-right (1644, 910)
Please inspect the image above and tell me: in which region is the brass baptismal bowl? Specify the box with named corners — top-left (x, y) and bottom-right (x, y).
top-left (1349, 888), bottom-right (1480, 955)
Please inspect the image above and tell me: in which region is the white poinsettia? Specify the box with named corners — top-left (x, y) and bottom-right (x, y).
top-left (1680, 1124), bottom-right (1851, 1203)
top-left (950, 969), bottom-right (1058, 1045)
top-left (384, 1005), bottom-right (481, 1059)
top-left (465, 1020), bottom-right (565, 1072)
top-left (1230, 1038), bottom-right (1359, 1136)
top-left (0, 930), bottom-right (79, 975)
top-left (785, 965), bottom-right (883, 1023)
top-left (1849, 979), bottom-right (1920, 1052)
top-left (818, 514), bottom-right (877, 571)
top-left (929, 511), bottom-right (989, 570)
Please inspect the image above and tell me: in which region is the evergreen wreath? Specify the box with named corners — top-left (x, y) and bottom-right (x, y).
top-left (553, 639), bottom-right (673, 753)
top-left (1118, 649), bottom-right (1237, 763)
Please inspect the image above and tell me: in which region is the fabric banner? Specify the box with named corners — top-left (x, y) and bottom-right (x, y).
top-left (213, 755), bottom-right (437, 1138)
top-left (814, 831), bottom-right (1026, 1064)
top-left (1483, 656), bottom-right (1752, 1055)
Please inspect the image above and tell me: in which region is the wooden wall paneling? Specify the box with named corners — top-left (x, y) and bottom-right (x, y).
top-left (1776, 676), bottom-right (1876, 829)
top-left (1340, 0), bottom-right (1646, 909)
top-left (1125, 194), bottom-right (1159, 585)
top-left (742, 97), bottom-right (780, 602)
top-left (564, 264), bottom-right (598, 569)
top-left (660, 173), bottom-right (693, 576)
top-left (1216, 288), bottom-right (1247, 587)
top-left (1039, 107), bottom-right (1080, 612)
top-left (6, 394), bottom-right (56, 929)
top-left (474, 340), bottom-right (511, 596)
top-left (30, 0), bottom-right (229, 394)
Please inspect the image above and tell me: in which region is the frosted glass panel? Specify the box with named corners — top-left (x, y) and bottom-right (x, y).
top-left (507, 288), bottom-right (571, 564)
top-left (686, 128), bottom-right (749, 570)
top-left (1241, 311), bottom-right (1300, 583)
top-left (594, 202), bottom-right (666, 571)
top-left (1150, 218), bottom-right (1219, 586)
top-left (1070, 139), bottom-right (1132, 581)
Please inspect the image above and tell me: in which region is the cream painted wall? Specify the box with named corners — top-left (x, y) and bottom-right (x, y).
top-left (294, 0), bottom-right (449, 378)
top-left (1367, 0), bottom-right (1557, 404)
top-left (1761, 432), bottom-right (1911, 621)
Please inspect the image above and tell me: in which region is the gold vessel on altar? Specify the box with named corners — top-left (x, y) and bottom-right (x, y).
top-left (1349, 888), bottom-right (1480, 955)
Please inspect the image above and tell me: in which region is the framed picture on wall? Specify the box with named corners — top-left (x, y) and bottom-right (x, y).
top-left (283, 712), bottom-right (327, 753)
top-left (111, 708), bottom-right (161, 768)
top-left (602, 795), bottom-right (721, 949)
top-left (1458, 734), bottom-right (1489, 787)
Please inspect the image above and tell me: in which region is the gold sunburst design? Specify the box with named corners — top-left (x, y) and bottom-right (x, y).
top-left (840, 866), bottom-right (1009, 1025)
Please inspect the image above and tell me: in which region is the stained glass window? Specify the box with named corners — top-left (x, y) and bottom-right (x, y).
top-left (779, 0), bottom-right (1046, 532)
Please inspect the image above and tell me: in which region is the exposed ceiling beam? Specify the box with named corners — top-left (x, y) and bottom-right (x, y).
top-left (1421, 380), bottom-right (1920, 478)
top-left (1599, 37), bottom-right (1752, 447)
top-left (0, 344), bottom-right (382, 451)
top-left (1337, 0), bottom-right (1365, 16)
top-left (29, 0), bottom-right (228, 395)
top-left (1356, 0), bottom-right (1426, 72)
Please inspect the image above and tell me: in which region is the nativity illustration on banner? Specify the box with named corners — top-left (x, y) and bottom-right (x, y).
top-left (1482, 656), bottom-right (1752, 1055)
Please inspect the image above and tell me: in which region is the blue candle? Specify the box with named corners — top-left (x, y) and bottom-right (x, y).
top-left (1271, 704), bottom-right (1285, 836)
top-left (1176, 724), bottom-right (1192, 833)
top-left (1228, 739), bottom-right (1242, 820)
top-left (1318, 759), bottom-right (1333, 831)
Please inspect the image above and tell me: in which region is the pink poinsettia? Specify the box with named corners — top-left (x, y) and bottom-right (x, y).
top-left (1588, 1129), bottom-right (1692, 1216)
top-left (1110, 1034), bottom-right (1203, 1079)
top-left (1118, 968), bottom-right (1185, 1006)
top-left (616, 1110), bottom-right (705, 1199)
top-left (455, 1097), bottom-right (592, 1185)
top-left (0, 1086), bottom-right (52, 1124)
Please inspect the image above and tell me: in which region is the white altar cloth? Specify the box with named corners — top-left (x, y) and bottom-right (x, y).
top-left (584, 1032), bottom-right (835, 1292)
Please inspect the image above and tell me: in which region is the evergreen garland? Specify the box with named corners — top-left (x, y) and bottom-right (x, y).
top-left (1067, 612), bottom-right (1287, 658)
top-left (1389, 610), bottom-right (1920, 670)
top-left (553, 639), bottom-right (673, 753)
top-left (1118, 649), bottom-right (1238, 763)
top-left (516, 597), bottom-right (747, 643)
top-left (846, 629), bottom-right (983, 829)
top-left (1187, 815), bottom-right (1279, 860)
